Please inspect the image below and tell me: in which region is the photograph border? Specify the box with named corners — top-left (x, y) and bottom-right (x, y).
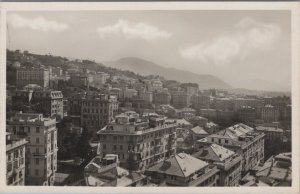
top-left (0, 1), bottom-right (299, 193)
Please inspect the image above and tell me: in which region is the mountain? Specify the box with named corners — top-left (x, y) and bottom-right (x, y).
top-left (103, 57), bottom-right (231, 89)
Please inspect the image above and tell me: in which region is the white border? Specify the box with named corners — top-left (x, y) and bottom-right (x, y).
top-left (0, 2), bottom-right (299, 194)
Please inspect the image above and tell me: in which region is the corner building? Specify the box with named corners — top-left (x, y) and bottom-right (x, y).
top-left (7, 112), bottom-right (58, 186)
top-left (97, 112), bottom-right (177, 171)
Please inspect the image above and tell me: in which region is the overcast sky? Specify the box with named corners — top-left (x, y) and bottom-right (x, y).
top-left (7, 11), bottom-right (291, 91)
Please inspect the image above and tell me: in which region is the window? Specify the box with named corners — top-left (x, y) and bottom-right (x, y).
top-left (211, 138), bottom-right (214, 142)
top-left (113, 145), bottom-right (117, 150)
top-left (103, 144), bottom-right (106, 149)
top-left (36, 138), bottom-right (40, 144)
top-left (225, 140), bottom-right (229, 144)
top-left (35, 159), bottom-right (39, 165)
top-left (35, 169), bottom-right (39, 176)
top-left (27, 127), bottom-right (30, 133)
top-left (120, 145), bottom-right (123, 150)
top-left (219, 139), bottom-right (221, 144)
top-left (36, 127), bottom-right (40, 133)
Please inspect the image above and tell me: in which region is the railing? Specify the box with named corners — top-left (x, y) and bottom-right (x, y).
top-left (6, 139), bottom-right (28, 150)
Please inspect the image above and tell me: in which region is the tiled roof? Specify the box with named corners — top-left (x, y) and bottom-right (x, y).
top-left (147, 153), bottom-right (208, 178)
top-left (191, 126), bottom-right (208, 135)
top-left (193, 144), bottom-right (235, 162)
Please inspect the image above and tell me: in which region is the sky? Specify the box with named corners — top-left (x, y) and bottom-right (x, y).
top-left (6, 10), bottom-right (291, 91)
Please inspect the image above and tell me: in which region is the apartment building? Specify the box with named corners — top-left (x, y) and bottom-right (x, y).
top-left (16, 68), bottom-right (50, 88)
top-left (6, 133), bottom-right (28, 185)
top-left (97, 112), bottom-right (177, 171)
top-left (145, 153), bottom-right (219, 186)
top-left (193, 144), bottom-right (243, 186)
top-left (171, 91), bottom-right (190, 108)
top-left (81, 94), bottom-right (115, 132)
top-left (196, 123), bottom-right (265, 173)
top-left (7, 112), bottom-right (58, 186)
top-left (32, 90), bottom-right (64, 120)
top-left (153, 91), bottom-right (171, 105)
top-left (261, 105), bottom-right (280, 123)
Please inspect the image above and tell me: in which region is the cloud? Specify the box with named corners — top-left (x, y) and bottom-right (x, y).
top-left (8, 13), bottom-right (68, 32)
top-left (97, 19), bottom-right (172, 41)
top-left (180, 18), bottom-right (281, 66)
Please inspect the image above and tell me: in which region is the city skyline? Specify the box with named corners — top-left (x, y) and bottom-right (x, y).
top-left (6, 10), bottom-right (291, 92)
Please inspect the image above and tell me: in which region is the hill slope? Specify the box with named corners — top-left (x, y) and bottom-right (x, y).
top-left (104, 57), bottom-right (231, 89)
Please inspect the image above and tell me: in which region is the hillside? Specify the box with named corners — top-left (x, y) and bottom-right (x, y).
top-left (103, 57), bottom-right (231, 90)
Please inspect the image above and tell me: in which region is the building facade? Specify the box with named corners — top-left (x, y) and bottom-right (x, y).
top-left (97, 112), bottom-right (177, 171)
top-left (6, 133), bottom-right (28, 185)
top-left (193, 144), bottom-right (242, 186)
top-left (196, 123), bottom-right (265, 173)
top-left (81, 94), bottom-right (115, 132)
top-left (7, 112), bottom-right (58, 186)
top-left (32, 90), bottom-right (64, 120)
top-left (16, 68), bottom-right (50, 88)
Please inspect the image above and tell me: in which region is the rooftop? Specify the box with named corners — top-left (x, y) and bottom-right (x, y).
top-left (193, 144), bottom-right (235, 162)
top-left (146, 153), bottom-right (208, 178)
top-left (190, 126), bottom-right (208, 135)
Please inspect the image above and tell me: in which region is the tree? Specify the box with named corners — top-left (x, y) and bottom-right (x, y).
top-left (75, 126), bottom-right (91, 160)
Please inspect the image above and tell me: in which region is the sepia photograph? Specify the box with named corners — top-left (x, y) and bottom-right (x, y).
top-left (0, 1), bottom-right (299, 193)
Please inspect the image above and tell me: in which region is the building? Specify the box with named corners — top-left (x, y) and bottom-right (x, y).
top-left (261, 105), bottom-right (280, 123)
top-left (149, 79), bottom-right (163, 92)
top-left (240, 152), bottom-right (291, 186)
top-left (16, 67), bottom-right (50, 88)
top-left (190, 126), bottom-right (209, 142)
top-left (90, 72), bottom-right (109, 88)
top-left (32, 90), bottom-right (64, 120)
top-left (214, 98), bottom-right (233, 111)
top-left (139, 91), bottom-right (153, 103)
top-left (51, 67), bottom-right (63, 77)
top-left (6, 133), bottom-right (28, 185)
top-left (69, 74), bottom-right (92, 88)
top-left (97, 112), bottom-right (177, 171)
top-left (171, 91), bottom-right (190, 108)
top-left (193, 144), bottom-right (242, 186)
top-left (81, 94), bottom-right (115, 132)
top-left (7, 112), bottom-right (58, 186)
top-left (123, 88), bottom-right (138, 99)
top-left (153, 91), bottom-right (171, 105)
top-left (238, 106), bottom-right (256, 123)
top-left (232, 98), bottom-right (264, 114)
top-left (256, 126), bottom-right (284, 142)
top-left (191, 95), bottom-right (212, 110)
top-left (196, 123), bottom-right (265, 173)
top-left (174, 107), bottom-right (196, 120)
top-left (145, 153), bottom-right (219, 186)
top-left (84, 154), bottom-right (146, 186)
top-left (189, 116), bottom-right (208, 127)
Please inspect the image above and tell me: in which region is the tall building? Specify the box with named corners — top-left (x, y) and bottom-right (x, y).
top-left (139, 91), bottom-right (153, 103)
top-left (32, 90), bottom-right (64, 120)
top-left (6, 133), bottom-right (28, 185)
top-left (238, 106), bottom-right (256, 123)
top-left (81, 94), bottom-right (115, 132)
top-left (153, 91), bottom-right (171, 105)
top-left (7, 112), bottom-right (58, 186)
top-left (16, 67), bottom-right (50, 88)
top-left (261, 105), bottom-right (280, 123)
top-left (191, 95), bottom-right (212, 110)
top-left (97, 112), bottom-right (177, 171)
top-left (196, 123), bottom-right (265, 173)
top-left (193, 144), bottom-right (243, 186)
top-left (145, 153), bottom-right (219, 186)
top-left (171, 91), bottom-right (190, 108)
